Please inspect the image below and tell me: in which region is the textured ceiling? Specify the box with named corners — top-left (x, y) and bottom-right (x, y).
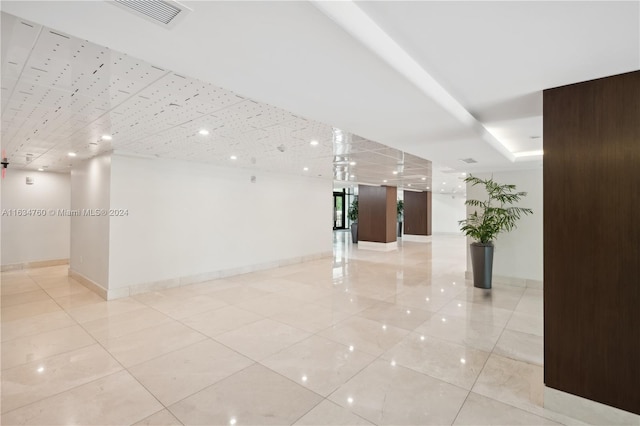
top-left (0, 12), bottom-right (433, 190)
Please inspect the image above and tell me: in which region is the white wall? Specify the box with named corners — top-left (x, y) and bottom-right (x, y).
top-left (1, 170), bottom-right (70, 266)
top-left (70, 154), bottom-right (111, 287)
top-left (432, 192), bottom-right (465, 234)
top-left (465, 168), bottom-right (543, 282)
top-left (107, 154), bottom-right (332, 290)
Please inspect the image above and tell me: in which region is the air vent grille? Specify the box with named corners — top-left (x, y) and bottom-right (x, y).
top-left (113, 0), bottom-right (189, 27)
top-left (460, 158), bottom-right (478, 164)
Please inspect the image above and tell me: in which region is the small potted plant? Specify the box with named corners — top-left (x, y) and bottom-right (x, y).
top-left (459, 175), bottom-right (532, 289)
top-left (397, 200), bottom-right (404, 237)
top-left (348, 197), bottom-right (358, 243)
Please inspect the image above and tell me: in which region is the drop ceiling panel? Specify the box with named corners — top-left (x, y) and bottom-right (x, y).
top-left (1, 11), bottom-right (432, 187)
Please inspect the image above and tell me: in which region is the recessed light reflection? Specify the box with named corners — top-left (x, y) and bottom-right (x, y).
top-left (392, 171), bottom-right (398, 175)
top-left (457, 303), bottom-right (462, 307)
top-left (382, 324), bottom-right (387, 330)
top-left (101, 134), bottom-right (112, 141)
top-left (37, 168), bottom-right (44, 172)
top-left (460, 358), bottom-right (466, 364)
top-left (425, 297), bottom-right (430, 301)
top-left (230, 155), bottom-right (237, 160)
top-left (303, 167), bottom-right (309, 171)
top-left (310, 140), bottom-right (319, 146)
top-left (421, 177), bottom-right (426, 181)
top-left (37, 366), bottom-right (44, 373)
top-left (68, 152), bottom-right (77, 157)
top-left (390, 360), bottom-right (396, 367)
top-left (440, 288), bottom-right (444, 293)
top-left (441, 317), bottom-right (447, 322)
top-left (347, 397), bottom-right (354, 405)
top-left (420, 335), bottom-right (425, 341)
top-left (349, 345), bottom-right (354, 352)
top-left (383, 180), bottom-right (388, 183)
top-left (199, 129), bottom-right (209, 136)
top-left (229, 417), bottom-right (237, 425)
top-left (349, 161), bottom-right (356, 166)
top-left (301, 375), bottom-right (308, 382)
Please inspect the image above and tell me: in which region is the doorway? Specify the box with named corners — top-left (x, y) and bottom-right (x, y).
top-left (333, 191), bottom-right (346, 230)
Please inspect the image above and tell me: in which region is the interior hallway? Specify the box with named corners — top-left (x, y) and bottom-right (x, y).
top-left (1, 234), bottom-right (570, 425)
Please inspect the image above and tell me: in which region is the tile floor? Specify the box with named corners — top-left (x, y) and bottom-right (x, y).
top-left (0, 233), bottom-right (583, 425)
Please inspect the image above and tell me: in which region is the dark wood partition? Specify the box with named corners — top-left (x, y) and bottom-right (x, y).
top-left (404, 191), bottom-right (432, 235)
top-left (543, 70), bottom-right (640, 415)
top-left (358, 185), bottom-right (397, 243)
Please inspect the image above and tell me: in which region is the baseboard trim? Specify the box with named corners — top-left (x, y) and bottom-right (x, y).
top-left (402, 234), bottom-right (432, 243)
top-left (68, 269), bottom-right (108, 300)
top-left (93, 251), bottom-right (333, 300)
top-left (465, 270), bottom-right (543, 289)
top-left (544, 386), bottom-right (640, 425)
top-left (2, 258), bottom-right (69, 272)
top-left (358, 241), bottom-right (398, 252)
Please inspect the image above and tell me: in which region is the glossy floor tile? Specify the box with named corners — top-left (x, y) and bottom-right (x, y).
top-left (0, 234), bottom-right (588, 425)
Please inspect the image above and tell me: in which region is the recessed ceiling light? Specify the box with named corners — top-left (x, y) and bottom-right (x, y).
top-left (407, 184), bottom-right (412, 187)
top-left (350, 174), bottom-right (354, 178)
top-left (421, 177), bottom-right (426, 181)
top-left (310, 140), bottom-right (319, 146)
top-left (303, 167), bottom-right (309, 171)
top-left (442, 181), bottom-right (446, 184)
top-left (458, 185), bottom-right (461, 188)
top-left (383, 179), bottom-right (388, 183)
top-left (37, 168), bottom-right (44, 171)
top-left (101, 134), bottom-right (112, 141)
top-left (441, 189), bottom-right (444, 191)
top-left (426, 186), bottom-right (430, 189)
top-left (349, 161), bottom-right (356, 166)
top-left (199, 129), bottom-right (209, 136)
top-left (461, 172), bottom-right (467, 176)
top-left (230, 155), bottom-right (237, 160)
top-left (392, 171), bottom-right (398, 175)
top-left (68, 152), bottom-right (77, 157)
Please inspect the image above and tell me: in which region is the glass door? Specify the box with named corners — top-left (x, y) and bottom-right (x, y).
top-left (333, 191), bottom-right (346, 230)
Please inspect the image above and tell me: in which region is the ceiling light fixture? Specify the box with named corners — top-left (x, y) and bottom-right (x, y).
top-left (68, 152), bottom-right (77, 157)
top-left (421, 177), bottom-right (426, 181)
top-left (303, 167), bottom-right (309, 171)
top-left (392, 171), bottom-right (398, 175)
top-left (427, 187), bottom-right (430, 190)
top-left (101, 134), bottom-right (113, 141)
top-left (199, 129), bottom-right (209, 136)
top-left (383, 179), bottom-right (388, 183)
top-left (349, 161), bottom-right (356, 166)
top-left (310, 140), bottom-right (319, 146)
top-left (230, 155), bottom-right (237, 160)
top-left (37, 168), bottom-right (44, 171)
top-left (407, 184), bottom-right (412, 187)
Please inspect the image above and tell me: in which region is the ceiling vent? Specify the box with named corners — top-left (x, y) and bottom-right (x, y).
top-left (111, 0), bottom-right (191, 29)
top-left (459, 158), bottom-right (478, 164)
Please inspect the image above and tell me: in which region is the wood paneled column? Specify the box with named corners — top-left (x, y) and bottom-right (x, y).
top-left (543, 70), bottom-right (640, 416)
top-left (358, 184), bottom-right (397, 250)
top-left (403, 191), bottom-right (432, 241)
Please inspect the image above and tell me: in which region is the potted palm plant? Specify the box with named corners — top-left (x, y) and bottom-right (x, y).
top-left (397, 200), bottom-right (404, 237)
top-left (459, 175), bottom-right (532, 289)
top-left (348, 197), bottom-right (358, 244)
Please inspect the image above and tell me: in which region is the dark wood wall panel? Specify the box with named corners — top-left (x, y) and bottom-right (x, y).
top-left (543, 70), bottom-right (640, 415)
top-left (358, 185), bottom-right (397, 243)
top-left (404, 191), bottom-right (432, 235)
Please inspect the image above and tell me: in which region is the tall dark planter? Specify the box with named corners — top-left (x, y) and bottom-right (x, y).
top-left (351, 222), bottom-right (358, 244)
top-left (470, 242), bottom-right (494, 289)
top-left (397, 222), bottom-right (403, 237)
